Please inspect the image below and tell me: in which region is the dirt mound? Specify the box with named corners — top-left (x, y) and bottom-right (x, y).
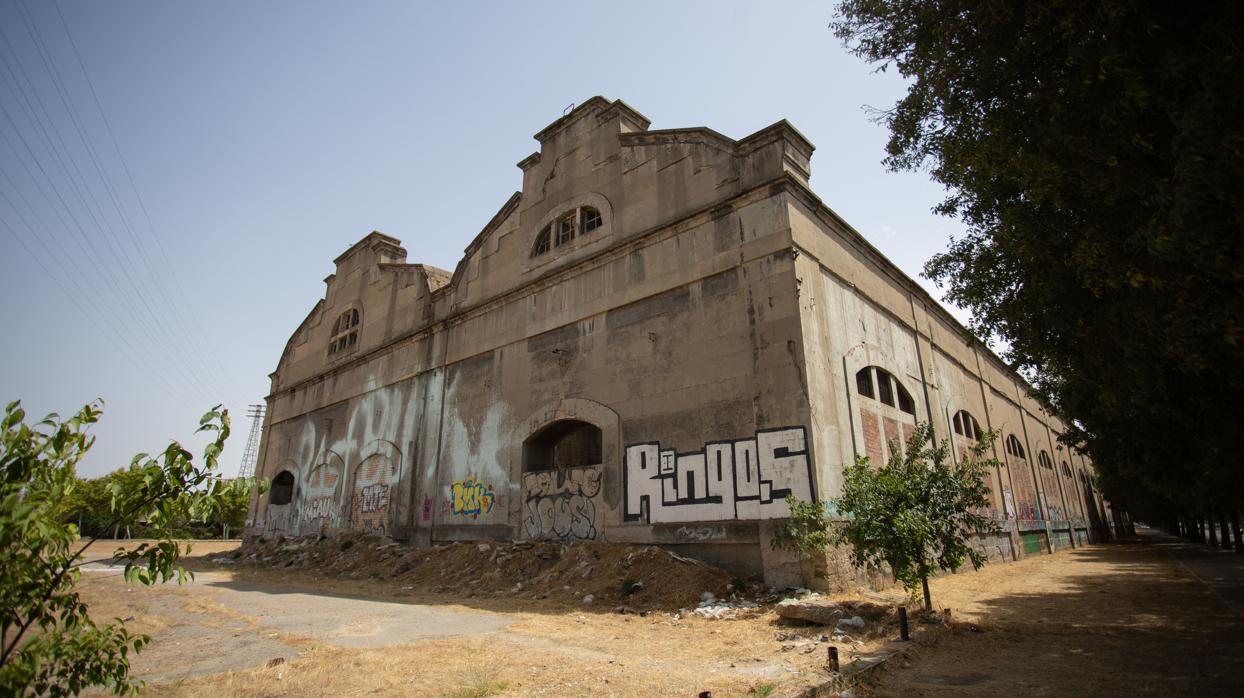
top-left (224, 535), bottom-right (737, 611)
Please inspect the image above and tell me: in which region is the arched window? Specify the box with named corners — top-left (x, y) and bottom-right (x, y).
top-left (1038, 450), bottom-right (1054, 470)
top-left (269, 470), bottom-right (295, 505)
top-left (530, 205), bottom-right (607, 258)
top-left (854, 366), bottom-right (916, 416)
top-left (523, 419), bottom-right (602, 472)
top-left (532, 224), bottom-right (551, 256)
top-left (1005, 435), bottom-right (1026, 459)
top-left (328, 308), bottom-right (360, 356)
top-left (952, 410), bottom-right (982, 441)
top-left (1061, 461), bottom-right (1073, 478)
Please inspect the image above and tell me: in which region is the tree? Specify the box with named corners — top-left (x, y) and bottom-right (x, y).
top-left (832, 2), bottom-right (1244, 530)
top-left (832, 423), bottom-right (995, 611)
top-left (1, 400), bottom-right (233, 696)
top-left (205, 478), bottom-right (252, 539)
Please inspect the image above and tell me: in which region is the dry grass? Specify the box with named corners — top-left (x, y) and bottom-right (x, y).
top-left (75, 537), bottom-right (906, 696)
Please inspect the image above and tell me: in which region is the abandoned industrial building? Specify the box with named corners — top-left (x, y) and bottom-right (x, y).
top-left (245, 97), bottom-right (1123, 587)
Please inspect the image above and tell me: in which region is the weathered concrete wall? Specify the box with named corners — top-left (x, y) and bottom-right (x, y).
top-left (248, 97), bottom-right (1117, 589)
top-left (787, 181), bottom-right (1114, 559)
top-left (249, 98), bottom-right (820, 586)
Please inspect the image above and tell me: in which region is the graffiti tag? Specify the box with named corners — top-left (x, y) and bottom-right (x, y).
top-left (451, 477), bottom-right (495, 517)
top-left (624, 427), bottom-right (814, 523)
top-left (522, 466), bottom-right (601, 542)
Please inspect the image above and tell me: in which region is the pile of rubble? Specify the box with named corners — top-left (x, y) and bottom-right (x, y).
top-left (214, 535), bottom-right (735, 611)
top-left (773, 590), bottom-right (898, 644)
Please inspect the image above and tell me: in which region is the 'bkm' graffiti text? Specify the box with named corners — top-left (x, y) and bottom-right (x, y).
top-left (451, 477), bottom-right (495, 517)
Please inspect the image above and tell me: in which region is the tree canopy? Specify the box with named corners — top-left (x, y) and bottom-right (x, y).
top-left (833, 1), bottom-right (1244, 524)
top-left (833, 423), bottom-right (995, 611)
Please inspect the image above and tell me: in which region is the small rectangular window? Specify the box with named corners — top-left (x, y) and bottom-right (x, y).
top-left (581, 207), bottom-right (602, 233)
top-left (877, 373), bottom-right (895, 407)
top-left (556, 216), bottom-right (575, 246)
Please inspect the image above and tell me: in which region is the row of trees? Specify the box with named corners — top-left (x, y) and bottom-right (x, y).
top-left (59, 469), bottom-right (251, 540)
top-left (832, 0), bottom-right (1243, 534)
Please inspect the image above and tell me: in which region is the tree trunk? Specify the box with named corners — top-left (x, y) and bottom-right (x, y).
top-left (1233, 511), bottom-right (1243, 554)
top-left (921, 576), bottom-right (932, 612)
top-left (1220, 514), bottom-right (1232, 550)
top-left (1209, 516), bottom-right (1219, 546)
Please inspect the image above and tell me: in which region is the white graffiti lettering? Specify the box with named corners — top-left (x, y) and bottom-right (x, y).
top-left (624, 427), bottom-right (814, 523)
top-left (522, 466), bottom-right (601, 542)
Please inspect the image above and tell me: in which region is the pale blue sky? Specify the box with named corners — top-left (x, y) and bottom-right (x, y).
top-left (0, 0), bottom-right (966, 477)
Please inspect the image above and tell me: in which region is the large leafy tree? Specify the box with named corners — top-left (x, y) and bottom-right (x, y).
top-left (833, 1), bottom-right (1244, 525)
top-left (1, 400), bottom-right (235, 696)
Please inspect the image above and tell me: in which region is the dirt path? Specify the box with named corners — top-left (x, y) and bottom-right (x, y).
top-left (864, 527), bottom-right (1244, 696)
top-left (77, 542), bottom-right (844, 696)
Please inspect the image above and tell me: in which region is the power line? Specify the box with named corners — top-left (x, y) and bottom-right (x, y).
top-left (0, 199), bottom-right (211, 406)
top-left (9, 0), bottom-right (227, 397)
top-left (0, 95), bottom-right (219, 402)
top-left (50, 0), bottom-right (237, 392)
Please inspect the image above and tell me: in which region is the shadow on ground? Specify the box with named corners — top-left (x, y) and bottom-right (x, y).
top-left (865, 529), bottom-right (1244, 697)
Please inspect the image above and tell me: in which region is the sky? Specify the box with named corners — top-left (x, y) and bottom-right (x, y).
top-left (0, 0), bottom-right (968, 478)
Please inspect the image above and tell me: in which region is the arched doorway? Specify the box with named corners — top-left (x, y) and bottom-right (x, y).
top-left (265, 470), bottom-right (296, 534)
top-left (521, 419), bottom-right (604, 542)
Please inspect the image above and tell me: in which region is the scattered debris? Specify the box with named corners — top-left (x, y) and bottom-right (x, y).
top-left (217, 535), bottom-right (733, 611)
top-left (775, 597), bottom-right (845, 625)
top-left (692, 597), bottom-right (761, 620)
top-left (838, 615), bottom-right (866, 630)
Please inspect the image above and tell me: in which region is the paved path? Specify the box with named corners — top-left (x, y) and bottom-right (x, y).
top-left (80, 565), bottom-right (512, 683)
top-left (868, 527), bottom-right (1244, 697)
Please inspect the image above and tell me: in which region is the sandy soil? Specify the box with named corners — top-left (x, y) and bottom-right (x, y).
top-left (77, 538), bottom-right (902, 697)
top-left (860, 528), bottom-right (1244, 697)
top-left (74, 530), bottom-right (1243, 696)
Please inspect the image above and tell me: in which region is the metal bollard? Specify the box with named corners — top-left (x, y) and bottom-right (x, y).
top-left (827, 646), bottom-right (840, 672)
top-left (899, 606), bottom-right (910, 641)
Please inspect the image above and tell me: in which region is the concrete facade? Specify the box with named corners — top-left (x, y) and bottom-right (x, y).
top-left (246, 97), bottom-right (1121, 587)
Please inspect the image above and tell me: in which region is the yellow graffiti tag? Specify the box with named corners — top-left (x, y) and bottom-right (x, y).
top-left (451, 478), bottom-right (495, 517)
